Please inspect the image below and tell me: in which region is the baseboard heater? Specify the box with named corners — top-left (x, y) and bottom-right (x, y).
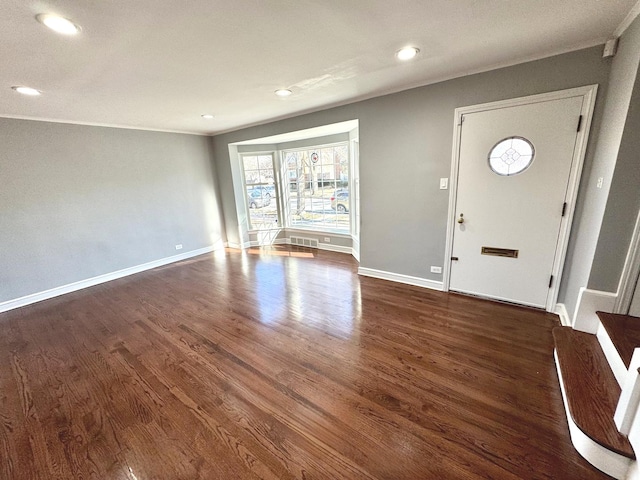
top-left (290, 236), bottom-right (319, 248)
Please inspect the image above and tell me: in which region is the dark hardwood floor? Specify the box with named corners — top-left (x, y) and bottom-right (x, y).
top-left (0, 246), bottom-right (611, 479)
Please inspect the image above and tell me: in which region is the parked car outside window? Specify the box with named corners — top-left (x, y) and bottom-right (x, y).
top-left (248, 185), bottom-right (275, 199)
top-left (247, 188), bottom-right (271, 208)
top-left (331, 189), bottom-right (349, 213)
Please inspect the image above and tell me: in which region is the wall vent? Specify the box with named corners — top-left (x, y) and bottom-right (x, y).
top-left (290, 236), bottom-right (318, 249)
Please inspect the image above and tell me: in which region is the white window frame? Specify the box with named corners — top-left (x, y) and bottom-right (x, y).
top-left (280, 141), bottom-right (351, 235)
top-left (240, 151), bottom-right (281, 232)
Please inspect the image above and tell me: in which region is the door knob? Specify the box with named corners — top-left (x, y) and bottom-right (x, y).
top-left (457, 213), bottom-right (464, 224)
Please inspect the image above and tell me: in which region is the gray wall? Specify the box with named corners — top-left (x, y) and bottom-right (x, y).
top-left (0, 119), bottom-right (223, 303)
top-left (0, 43), bottom-right (627, 315)
top-left (212, 46), bottom-right (611, 308)
top-left (588, 16), bottom-right (640, 293)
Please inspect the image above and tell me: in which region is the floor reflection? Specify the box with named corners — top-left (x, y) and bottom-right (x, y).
top-left (253, 257), bottom-right (287, 324)
top-left (246, 248), bottom-right (314, 258)
top-left (227, 245), bottom-right (362, 337)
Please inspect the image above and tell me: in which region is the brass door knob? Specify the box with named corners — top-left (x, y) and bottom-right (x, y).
top-left (457, 213), bottom-right (465, 224)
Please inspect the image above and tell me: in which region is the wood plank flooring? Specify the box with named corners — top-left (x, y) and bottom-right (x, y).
top-left (0, 246), bottom-right (612, 479)
top-left (597, 311), bottom-right (640, 368)
top-left (553, 326), bottom-right (633, 458)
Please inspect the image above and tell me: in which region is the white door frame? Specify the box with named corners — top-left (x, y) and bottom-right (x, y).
top-left (443, 85), bottom-right (598, 312)
top-left (615, 208), bottom-right (640, 314)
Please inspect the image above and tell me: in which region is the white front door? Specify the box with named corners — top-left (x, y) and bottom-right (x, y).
top-left (449, 94), bottom-right (586, 308)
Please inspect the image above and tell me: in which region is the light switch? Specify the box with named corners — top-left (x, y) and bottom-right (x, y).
top-left (440, 178), bottom-right (448, 190)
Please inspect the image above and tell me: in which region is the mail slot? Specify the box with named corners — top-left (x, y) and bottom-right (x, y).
top-left (481, 247), bottom-right (519, 258)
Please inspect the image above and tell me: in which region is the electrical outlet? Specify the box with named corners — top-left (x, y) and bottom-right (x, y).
top-left (175, 244), bottom-right (183, 250)
top-left (596, 177), bottom-right (604, 189)
top-left (324, 237), bottom-right (331, 243)
top-left (439, 178), bottom-right (448, 190)
top-left (430, 266), bottom-right (442, 274)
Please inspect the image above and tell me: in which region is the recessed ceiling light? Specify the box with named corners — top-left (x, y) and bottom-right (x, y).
top-left (275, 89), bottom-right (292, 97)
top-left (36, 14), bottom-right (81, 35)
top-left (11, 86), bottom-right (41, 96)
top-left (396, 46), bottom-right (420, 61)
top-left (201, 114), bottom-right (214, 119)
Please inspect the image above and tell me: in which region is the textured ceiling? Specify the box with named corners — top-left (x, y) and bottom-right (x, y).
top-left (0, 0), bottom-right (637, 135)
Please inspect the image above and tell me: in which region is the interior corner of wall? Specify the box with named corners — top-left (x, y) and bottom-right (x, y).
top-left (553, 303), bottom-right (571, 326)
top-left (212, 237), bottom-right (226, 251)
top-left (572, 287), bottom-right (617, 333)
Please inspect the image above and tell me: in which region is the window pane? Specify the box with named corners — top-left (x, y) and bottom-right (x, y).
top-left (242, 154), bottom-right (279, 231)
top-left (488, 136), bottom-right (535, 176)
top-left (244, 169), bottom-right (261, 184)
top-left (284, 143), bottom-right (350, 233)
top-left (258, 155), bottom-right (273, 170)
top-left (243, 156), bottom-right (258, 170)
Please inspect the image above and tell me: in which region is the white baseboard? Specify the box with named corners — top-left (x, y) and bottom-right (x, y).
top-left (554, 303), bottom-right (571, 326)
top-left (0, 245), bottom-right (218, 314)
top-left (573, 287), bottom-right (617, 334)
top-left (226, 241), bottom-right (251, 249)
top-left (318, 242), bottom-right (352, 254)
top-left (247, 238), bottom-right (288, 247)
top-left (227, 237), bottom-right (358, 259)
top-left (358, 267), bottom-right (443, 291)
top-left (243, 238), bottom-right (354, 255)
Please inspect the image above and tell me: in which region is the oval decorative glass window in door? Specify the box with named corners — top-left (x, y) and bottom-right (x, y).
top-left (487, 136), bottom-right (535, 176)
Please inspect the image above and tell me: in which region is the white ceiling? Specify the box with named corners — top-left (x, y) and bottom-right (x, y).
top-left (1, 1), bottom-right (638, 135)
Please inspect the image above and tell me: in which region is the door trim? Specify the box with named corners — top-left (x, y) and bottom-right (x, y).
top-left (443, 85), bottom-right (598, 312)
top-left (614, 208), bottom-right (640, 314)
